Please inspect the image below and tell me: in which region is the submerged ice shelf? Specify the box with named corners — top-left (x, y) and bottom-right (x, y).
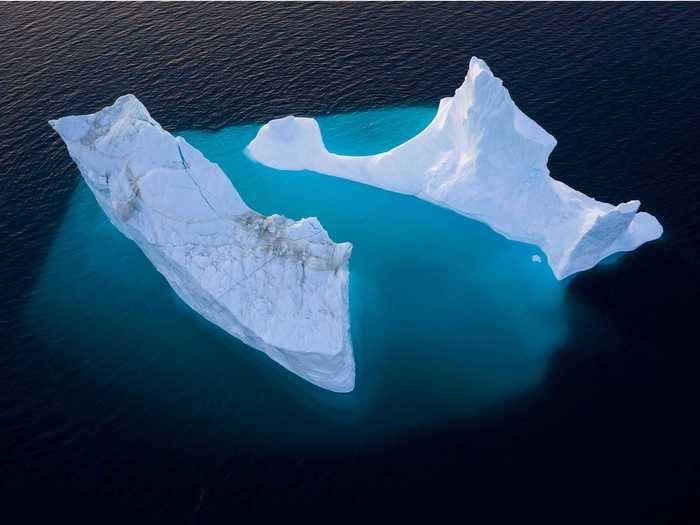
top-left (33, 106), bottom-right (573, 431)
top-left (50, 96), bottom-right (355, 392)
top-left (247, 57), bottom-right (663, 279)
top-left (46, 57), bottom-right (661, 399)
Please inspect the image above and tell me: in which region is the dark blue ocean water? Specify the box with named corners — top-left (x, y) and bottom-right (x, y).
top-left (2, 3), bottom-right (700, 523)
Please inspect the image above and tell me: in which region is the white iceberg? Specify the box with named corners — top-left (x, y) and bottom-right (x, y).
top-left (247, 57), bottom-right (663, 279)
top-left (50, 95), bottom-right (355, 392)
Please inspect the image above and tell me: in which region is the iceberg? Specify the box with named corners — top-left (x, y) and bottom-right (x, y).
top-left (50, 95), bottom-right (355, 392)
top-left (247, 57), bottom-right (663, 279)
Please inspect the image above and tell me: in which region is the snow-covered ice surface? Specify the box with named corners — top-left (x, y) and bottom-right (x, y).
top-left (247, 57), bottom-right (663, 279)
top-left (50, 96), bottom-right (355, 392)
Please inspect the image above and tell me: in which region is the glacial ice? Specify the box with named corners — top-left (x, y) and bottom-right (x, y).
top-left (50, 95), bottom-right (355, 392)
top-left (247, 57), bottom-right (663, 279)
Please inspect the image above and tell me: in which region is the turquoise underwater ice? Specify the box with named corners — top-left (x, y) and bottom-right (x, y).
top-left (25, 106), bottom-right (572, 446)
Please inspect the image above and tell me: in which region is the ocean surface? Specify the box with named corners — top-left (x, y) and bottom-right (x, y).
top-left (2, 3), bottom-right (699, 523)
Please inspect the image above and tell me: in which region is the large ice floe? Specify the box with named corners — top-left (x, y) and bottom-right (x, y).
top-left (247, 57), bottom-right (663, 279)
top-left (50, 95), bottom-right (354, 392)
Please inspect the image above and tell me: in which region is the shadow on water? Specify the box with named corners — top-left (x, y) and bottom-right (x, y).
top-left (23, 107), bottom-right (575, 451)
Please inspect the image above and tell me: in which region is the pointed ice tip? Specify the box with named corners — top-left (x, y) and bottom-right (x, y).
top-left (468, 56), bottom-right (491, 77)
top-left (617, 200), bottom-right (640, 214)
top-left (469, 56), bottom-right (484, 67)
top-left (115, 93), bottom-right (140, 105)
top-left (48, 115), bottom-right (82, 141)
top-left (109, 94), bottom-right (153, 123)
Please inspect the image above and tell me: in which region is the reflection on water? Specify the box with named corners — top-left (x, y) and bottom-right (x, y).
top-left (24, 107), bottom-right (572, 449)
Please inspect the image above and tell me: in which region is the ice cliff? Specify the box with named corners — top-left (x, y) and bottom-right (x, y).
top-left (247, 57), bottom-right (663, 279)
top-left (50, 95), bottom-right (354, 392)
